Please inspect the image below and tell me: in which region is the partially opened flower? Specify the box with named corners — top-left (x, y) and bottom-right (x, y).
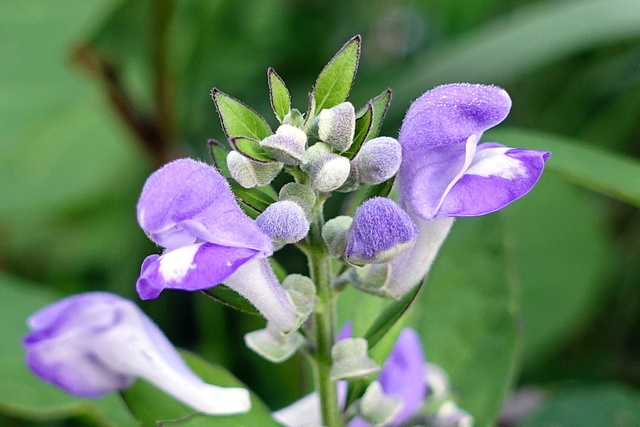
top-left (23, 292), bottom-right (250, 415)
top-left (356, 84), bottom-right (550, 298)
top-left (136, 158), bottom-right (297, 332)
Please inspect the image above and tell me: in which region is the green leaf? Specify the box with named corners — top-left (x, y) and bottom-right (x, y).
top-left (522, 384), bottom-right (640, 427)
top-left (487, 127), bottom-right (640, 207)
top-left (121, 351), bottom-right (279, 427)
top-left (211, 89), bottom-right (272, 140)
top-left (363, 284), bottom-right (421, 349)
top-left (345, 102), bottom-right (373, 159)
top-left (267, 67), bottom-right (291, 123)
top-left (393, 0), bottom-right (640, 104)
top-left (208, 139), bottom-right (231, 177)
top-left (411, 215), bottom-right (519, 427)
top-left (230, 182), bottom-right (277, 219)
top-left (365, 88), bottom-right (392, 142)
top-left (0, 275), bottom-right (137, 426)
top-left (230, 136), bottom-right (273, 163)
top-left (501, 171), bottom-right (611, 368)
top-left (201, 286), bottom-right (260, 316)
top-left (313, 35), bottom-right (361, 114)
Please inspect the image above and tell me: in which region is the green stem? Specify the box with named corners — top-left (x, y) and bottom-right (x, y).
top-left (152, 0), bottom-right (176, 147)
top-left (306, 197), bottom-right (343, 427)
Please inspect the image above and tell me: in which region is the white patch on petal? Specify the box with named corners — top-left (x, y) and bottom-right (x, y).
top-left (158, 244), bottom-right (202, 282)
top-left (466, 147), bottom-right (526, 179)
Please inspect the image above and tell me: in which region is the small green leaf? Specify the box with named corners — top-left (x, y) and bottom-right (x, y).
top-left (363, 284), bottom-right (421, 349)
top-left (313, 35), bottom-right (361, 114)
top-left (208, 139), bottom-right (231, 177)
top-left (366, 88), bottom-right (392, 141)
top-left (303, 93), bottom-right (317, 131)
top-left (211, 88), bottom-right (272, 140)
top-left (201, 286), bottom-right (260, 315)
top-left (267, 68), bottom-right (291, 122)
top-left (230, 136), bottom-right (273, 163)
top-left (230, 182), bottom-right (277, 219)
top-left (121, 351), bottom-right (279, 427)
top-left (345, 102), bottom-right (373, 159)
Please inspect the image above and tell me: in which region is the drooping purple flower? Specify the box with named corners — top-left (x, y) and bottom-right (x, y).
top-left (398, 83), bottom-right (550, 220)
top-left (136, 158), bottom-right (297, 332)
top-left (23, 292), bottom-right (250, 415)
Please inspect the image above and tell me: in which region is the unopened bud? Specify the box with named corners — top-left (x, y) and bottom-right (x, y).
top-left (227, 151), bottom-right (282, 188)
top-left (322, 216), bottom-right (353, 259)
top-left (282, 109), bottom-right (304, 127)
top-left (260, 125), bottom-right (307, 165)
top-left (279, 183), bottom-right (316, 215)
top-left (317, 102), bottom-right (356, 152)
top-left (330, 338), bottom-right (379, 381)
top-left (346, 197), bottom-right (418, 264)
top-left (358, 381), bottom-right (402, 426)
top-left (352, 137), bottom-right (402, 185)
top-left (303, 146), bottom-right (351, 193)
top-left (256, 200), bottom-right (310, 244)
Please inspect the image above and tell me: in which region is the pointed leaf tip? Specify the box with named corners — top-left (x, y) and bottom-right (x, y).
top-left (267, 68), bottom-right (291, 123)
top-left (313, 35), bottom-right (362, 114)
top-left (211, 89), bottom-right (272, 141)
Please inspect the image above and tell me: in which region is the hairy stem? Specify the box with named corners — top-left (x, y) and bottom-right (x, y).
top-left (306, 197), bottom-right (343, 427)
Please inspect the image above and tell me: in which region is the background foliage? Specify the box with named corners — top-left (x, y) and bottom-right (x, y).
top-left (2, 0), bottom-right (640, 426)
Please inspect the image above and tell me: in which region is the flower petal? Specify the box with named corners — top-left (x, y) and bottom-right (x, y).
top-left (378, 328), bottom-right (426, 425)
top-left (398, 84), bottom-right (511, 220)
top-left (23, 292), bottom-right (251, 415)
top-left (137, 158), bottom-right (272, 254)
top-left (437, 144), bottom-right (550, 217)
top-left (136, 243), bottom-right (260, 300)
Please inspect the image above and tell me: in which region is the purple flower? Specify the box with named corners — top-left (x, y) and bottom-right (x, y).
top-left (363, 84), bottom-right (550, 298)
top-left (136, 158), bottom-right (297, 332)
top-left (398, 83), bottom-right (549, 220)
top-left (23, 292), bottom-right (250, 415)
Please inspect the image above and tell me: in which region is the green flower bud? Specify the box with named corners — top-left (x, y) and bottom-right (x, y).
top-left (302, 144), bottom-right (351, 193)
top-left (330, 338), bottom-right (379, 381)
top-left (227, 151), bottom-right (283, 188)
top-left (260, 125), bottom-right (307, 165)
top-left (279, 183), bottom-right (317, 215)
top-left (321, 216), bottom-right (353, 259)
top-left (317, 102), bottom-right (356, 152)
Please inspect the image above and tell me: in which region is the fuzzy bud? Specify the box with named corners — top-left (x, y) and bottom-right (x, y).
top-left (279, 183), bottom-right (316, 215)
top-left (302, 144), bottom-right (351, 193)
top-left (256, 200), bottom-right (310, 244)
top-left (226, 151), bottom-right (282, 188)
top-left (321, 216), bottom-right (353, 259)
top-left (317, 102), bottom-right (356, 152)
top-left (260, 125), bottom-right (307, 165)
top-left (346, 197), bottom-right (418, 264)
top-left (330, 338), bottom-right (380, 381)
top-left (352, 137), bottom-right (402, 185)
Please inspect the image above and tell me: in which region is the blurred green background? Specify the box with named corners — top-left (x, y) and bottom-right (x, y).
top-left (2, 0), bottom-right (640, 426)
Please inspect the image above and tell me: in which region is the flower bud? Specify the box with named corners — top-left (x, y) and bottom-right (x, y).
top-left (317, 102), bottom-right (356, 152)
top-left (358, 381), bottom-right (402, 426)
top-left (279, 183), bottom-right (316, 215)
top-left (321, 216), bottom-right (353, 259)
top-left (352, 136), bottom-right (402, 185)
top-left (282, 109), bottom-right (304, 127)
top-left (330, 338), bottom-right (379, 381)
top-left (226, 150), bottom-right (282, 188)
top-left (260, 125), bottom-right (307, 165)
top-left (302, 146), bottom-right (351, 193)
top-left (346, 197), bottom-right (418, 264)
top-left (256, 200), bottom-right (310, 244)
top-left (430, 401), bottom-right (474, 427)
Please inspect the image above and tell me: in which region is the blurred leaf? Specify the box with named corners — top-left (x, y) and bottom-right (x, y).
top-left (230, 136), bottom-right (273, 163)
top-left (394, 0), bottom-right (640, 103)
top-left (522, 384), bottom-right (640, 427)
top-left (313, 35), bottom-right (361, 113)
top-left (0, 275), bottom-right (137, 426)
top-left (411, 215), bottom-right (519, 427)
top-left (268, 68), bottom-right (291, 123)
top-left (212, 89), bottom-right (272, 141)
top-left (501, 171), bottom-right (610, 368)
top-left (121, 350), bottom-right (279, 427)
top-left (488, 127), bottom-right (640, 207)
